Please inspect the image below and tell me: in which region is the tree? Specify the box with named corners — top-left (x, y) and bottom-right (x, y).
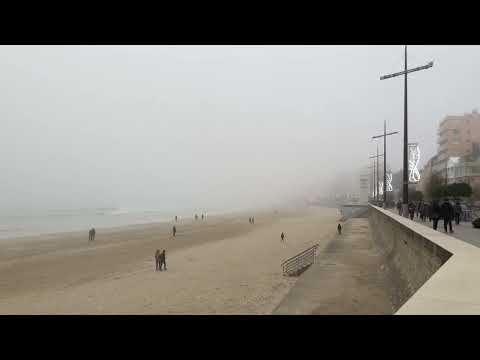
top-left (409, 189), bottom-right (423, 202)
top-left (425, 173), bottom-right (444, 200)
top-left (448, 182), bottom-right (472, 198)
top-left (429, 182), bottom-right (473, 199)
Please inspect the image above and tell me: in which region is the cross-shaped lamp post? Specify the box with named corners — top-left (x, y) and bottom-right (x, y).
top-left (372, 120), bottom-right (399, 209)
top-left (380, 45), bottom-right (433, 216)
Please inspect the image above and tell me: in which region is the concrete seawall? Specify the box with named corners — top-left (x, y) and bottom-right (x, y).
top-left (370, 205), bottom-right (480, 314)
top-left (369, 205), bottom-right (452, 311)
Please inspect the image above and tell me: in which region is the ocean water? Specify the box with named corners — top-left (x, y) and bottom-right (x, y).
top-left (0, 207), bottom-right (210, 240)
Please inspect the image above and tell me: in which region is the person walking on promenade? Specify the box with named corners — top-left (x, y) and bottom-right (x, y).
top-left (396, 200), bottom-right (402, 216)
top-left (441, 198), bottom-right (454, 234)
top-left (424, 202), bottom-right (431, 222)
top-left (417, 201), bottom-right (424, 221)
top-left (175, 216), bottom-right (178, 222)
top-left (408, 201), bottom-right (416, 220)
top-left (454, 200), bottom-right (463, 225)
top-left (172, 225), bottom-right (176, 237)
top-left (337, 223), bottom-right (342, 235)
top-left (280, 232), bottom-right (285, 242)
top-left (251, 217), bottom-right (255, 224)
top-left (431, 200), bottom-right (441, 230)
top-left (421, 202), bottom-right (428, 222)
top-left (201, 214), bottom-right (204, 220)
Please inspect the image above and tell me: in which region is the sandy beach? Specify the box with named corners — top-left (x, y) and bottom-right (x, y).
top-left (0, 207), bottom-right (339, 314)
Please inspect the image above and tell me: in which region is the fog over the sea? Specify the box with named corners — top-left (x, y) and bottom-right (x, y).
top-left (1, 45), bottom-right (480, 213)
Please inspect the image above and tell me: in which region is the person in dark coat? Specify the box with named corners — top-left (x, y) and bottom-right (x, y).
top-left (418, 201), bottom-right (425, 221)
top-left (158, 249), bottom-right (167, 271)
top-left (431, 200), bottom-right (441, 230)
top-left (337, 223), bottom-right (342, 235)
top-left (408, 201), bottom-right (416, 220)
top-left (454, 201), bottom-right (463, 225)
top-left (396, 200), bottom-right (402, 215)
top-left (172, 225), bottom-right (176, 237)
top-left (441, 198), bottom-right (454, 233)
top-left (422, 203), bottom-right (430, 222)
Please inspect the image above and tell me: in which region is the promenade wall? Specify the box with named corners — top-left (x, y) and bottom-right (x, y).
top-left (370, 205), bottom-right (480, 314)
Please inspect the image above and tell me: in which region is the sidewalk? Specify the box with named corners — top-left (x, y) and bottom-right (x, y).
top-left (272, 218), bottom-right (394, 315)
top-left (390, 209), bottom-right (480, 248)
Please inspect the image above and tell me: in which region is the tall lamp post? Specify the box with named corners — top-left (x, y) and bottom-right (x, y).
top-left (368, 164), bottom-right (375, 202)
top-left (372, 120), bottom-right (399, 209)
top-left (380, 45), bottom-right (433, 216)
top-left (369, 146), bottom-right (384, 205)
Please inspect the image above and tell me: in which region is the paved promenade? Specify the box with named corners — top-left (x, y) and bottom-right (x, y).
top-left (390, 209), bottom-right (480, 248)
top-left (273, 218), bottom-right (394, 315)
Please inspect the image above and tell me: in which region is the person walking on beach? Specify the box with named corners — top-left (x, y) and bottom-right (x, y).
top-left (248, 217), bottom-right (251, 224)
top-left (337, 223), bottom-right (342, 235)
top-left (441, 199), bottom-right (454, 233)
top-left (454, 200), bottom-right (463, 225)
top-left (89, 228), bottom-right (96, 242)
top-left (195, 214), bottom-right (198, 221)
top-left (156, 249), bottom-right (167, 271)
top-left (431, 200), bottom-right (441, 230)
top-left (175, 216), bottom-right (178, 222)
top-left (251, 217), bottom-right (255, 224)
top-left (172, 225), bottom-right (176, 237)
top-left (280, 232), bottom-right (285, 242)
top-left (201, 214), bottom-right (204, 220)
top-left (155, 249), bottom-right (161, 271)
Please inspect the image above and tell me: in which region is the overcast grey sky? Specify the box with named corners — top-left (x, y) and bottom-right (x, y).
top-left (1, 45), bottom-right (479, 212)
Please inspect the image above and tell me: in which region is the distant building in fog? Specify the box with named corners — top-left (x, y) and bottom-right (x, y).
top-left (435, 110), bottom-right (480, 176)
top-left (420, 110), bottom-right (480, 196)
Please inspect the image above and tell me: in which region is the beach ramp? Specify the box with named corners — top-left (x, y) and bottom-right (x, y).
top-left (282, 244), bottom-right (319, 276)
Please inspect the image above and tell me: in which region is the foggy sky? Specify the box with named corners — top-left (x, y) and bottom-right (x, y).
top-left (1, 45), bottom-right (480, 213)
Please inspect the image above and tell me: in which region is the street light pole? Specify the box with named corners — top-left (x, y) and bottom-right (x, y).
top-left (380, 45), bottom-right (433, 216)
top-left (377, 144), bottom-right (379, 202)
top-left (368, 164), bottom-right (374, 202)
top-left (369, 151), bottom-right (384, 205)
top-left (372, 120), bottom-right (399, 208)
top-left (404, 46), bottom-right (408, 214)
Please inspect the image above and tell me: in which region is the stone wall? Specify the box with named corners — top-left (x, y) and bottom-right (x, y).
top-left (369, 205), bottom-right (453, 311)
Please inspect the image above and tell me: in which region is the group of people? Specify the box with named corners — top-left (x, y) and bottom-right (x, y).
top-left (396, 198), bottom-right (464, 233)
top-left (248, 217), bottom-right (255, 224)
top-left (194, 214), bottom-right (206, 221)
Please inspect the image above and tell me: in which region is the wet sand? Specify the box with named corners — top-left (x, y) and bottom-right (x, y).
top-left (0, 207), bottom-right (339, 314)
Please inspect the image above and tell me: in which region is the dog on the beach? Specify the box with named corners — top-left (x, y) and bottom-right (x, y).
top-left (89, 228), bottom-right (96, 242)
top-left (337, 224), bottom-right (342, 235)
